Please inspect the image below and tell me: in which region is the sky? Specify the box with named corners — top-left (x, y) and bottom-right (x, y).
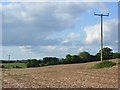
top-left (0, 0), bottom-right (118, 60)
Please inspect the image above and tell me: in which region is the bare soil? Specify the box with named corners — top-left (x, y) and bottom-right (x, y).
top-left (2, 59), bottom-right (119, 88)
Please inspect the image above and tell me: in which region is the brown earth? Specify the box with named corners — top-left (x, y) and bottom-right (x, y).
top-left (2, 59), bottom-right (119, 88)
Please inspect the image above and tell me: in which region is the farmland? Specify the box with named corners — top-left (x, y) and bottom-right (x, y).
top-left (2, 59), bottom-right (119, 88)
top-left (2, 63), bottom-right (27, 68)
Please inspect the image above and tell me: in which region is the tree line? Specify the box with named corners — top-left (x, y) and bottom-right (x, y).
top-left (25, 47), bottom-right (120, 68)
top-left (1, 47), bottom-right (120, 68)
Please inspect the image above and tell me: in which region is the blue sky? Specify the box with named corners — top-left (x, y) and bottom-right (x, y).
top-left (0, 1), bottom-right (118, 60)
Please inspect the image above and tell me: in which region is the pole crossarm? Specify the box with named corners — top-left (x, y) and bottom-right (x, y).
top-left (94, 12), bottom-right (109, 62)
top-left (94, 12), bottom-right (109, 16)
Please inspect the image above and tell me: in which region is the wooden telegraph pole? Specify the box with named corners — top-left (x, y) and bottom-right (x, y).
top-left (94, 12), bottom-right (109, 62)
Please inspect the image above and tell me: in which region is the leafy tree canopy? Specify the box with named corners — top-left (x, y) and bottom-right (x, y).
top-left (96, 47), bottom-right (113, 60)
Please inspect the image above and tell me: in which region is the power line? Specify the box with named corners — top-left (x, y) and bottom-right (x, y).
top-left (94, 12), bottom-right (109, 62)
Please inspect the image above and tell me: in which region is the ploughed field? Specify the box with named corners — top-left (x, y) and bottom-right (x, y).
top-left (2, 59), bottom-right (119, 88)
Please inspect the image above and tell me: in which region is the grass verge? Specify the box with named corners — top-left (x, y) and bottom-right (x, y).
top-left (93, 60), bottom-right (116, 69)
top-left (2, 63), bottom-right (27, 68)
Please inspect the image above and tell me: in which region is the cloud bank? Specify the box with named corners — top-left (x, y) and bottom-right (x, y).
top-left (3, 2), bottom-right (108, 46)
top-left (2, 2), bottom-right (118, 59)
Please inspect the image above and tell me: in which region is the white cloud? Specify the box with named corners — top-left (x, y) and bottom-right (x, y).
top-left (78, 47), bottom-right (84, 52)
top-left (84, 24), bottom-right (100, 44)
top-left (63, 32), bottom-right (80, 43)
top-left (84, 19), bottom-right (118, 45)
top-left (17, 45), bottom-right (86, 58)
top-left (2, 2), bottom-right (108, 46)
top-left (18, 45), bottom-right (33, 54)
top-left (2, 2), bottom-right (118, 59)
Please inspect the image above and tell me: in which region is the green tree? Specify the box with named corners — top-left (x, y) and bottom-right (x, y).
top-left (112, 52), bottom-right (120, 58)
top-left (79, 51), bottom-right (91, 62)
top-left (43, 57), bottom-right (59, 65)
top-left (59, 58), bottom-right (66, 64)
top-left (65, 54), bottom-right (72, 63)
top-left (96, 47), bottom-right (113, 60)
top-left (26, 59), bottom-right (39, 68)
top-left (71, 55), bottom-right (80, 63)
top-left (38, 59), bottom-right (42, 64)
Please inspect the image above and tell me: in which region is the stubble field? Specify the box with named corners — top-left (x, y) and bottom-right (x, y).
top-left (2, 59), bottom-right (119, 88)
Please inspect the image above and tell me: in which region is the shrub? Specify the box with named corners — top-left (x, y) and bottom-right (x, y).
top-left (43, 57), bottom-right (59, 64)
top-left (40, 63), bottom-right (46, 67)
top-left (16, 66), bottom-right (22, 68)
top-left (13, 66), bottom-right (15, 68)
top-left (26, 59), bottom-right (39, 68)
top-left (45, 62), bottom-right (50, 66)
top-left (0, 65), bottom-right (5, 68)
top-left (112, 53), bottom-right (120, 59)
top-left (93, 60), bottom-right (116, 69)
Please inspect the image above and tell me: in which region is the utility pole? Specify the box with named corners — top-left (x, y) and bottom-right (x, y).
top-left (94, 12), bottom-right (109, 62)
top-left (8, 54), bottom-right (10, 70)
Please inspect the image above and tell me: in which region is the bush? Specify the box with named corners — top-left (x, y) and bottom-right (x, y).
top-left (26, 59), bottom-right (39, 68)
top-left (93, 60), bottom-right (116, 69)
top-left (112, 53), bottom-right (120, 59)
top-left (16, 66), bottom-right (22, 68)
top-left (1, 65), bottom-right (5, 68)
top-left (43, 57), bottom-right (59, 64)
top-left (118, 62), bottom-right (120, 64)
top-left (40, 63), bottom-right (46, 67)
top-left (45, 63), bottom-right (50, 66)
top-left (13, 66), bottom-right (15, 68)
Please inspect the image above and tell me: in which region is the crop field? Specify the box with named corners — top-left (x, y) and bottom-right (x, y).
top-left (2, 59), bottom-right (119, 88)
top-left (2, 63), bottom-right (27, 68)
